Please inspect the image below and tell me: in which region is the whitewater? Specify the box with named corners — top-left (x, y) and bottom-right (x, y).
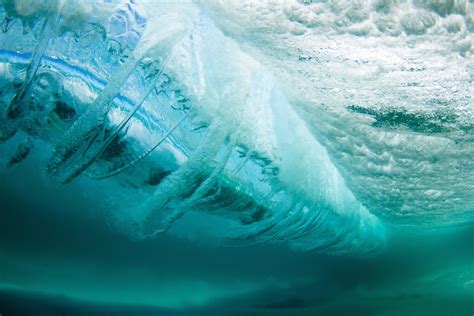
top-left (0, 0), bottom-right (472, 254)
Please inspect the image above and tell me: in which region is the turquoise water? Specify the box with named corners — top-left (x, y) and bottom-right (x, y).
top-left (0, 1), bottom-right (473, 315)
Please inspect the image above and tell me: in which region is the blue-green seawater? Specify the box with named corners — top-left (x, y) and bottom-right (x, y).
top-left (0, 147), bottom-right (473, 315)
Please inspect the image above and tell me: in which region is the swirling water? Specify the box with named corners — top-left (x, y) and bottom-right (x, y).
top-left (0, 0), bottom-right (472, 315)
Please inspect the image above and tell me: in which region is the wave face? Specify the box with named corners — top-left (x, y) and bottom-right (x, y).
top-left (0, 0), bottom-right (472, 256)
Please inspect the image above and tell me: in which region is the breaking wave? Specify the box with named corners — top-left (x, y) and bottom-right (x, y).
top-left (0, 0), bottom-right (472, 255)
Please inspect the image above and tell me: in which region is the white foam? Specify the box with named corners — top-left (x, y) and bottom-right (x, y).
top-left (2, 0), bottom-right (472, 228)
